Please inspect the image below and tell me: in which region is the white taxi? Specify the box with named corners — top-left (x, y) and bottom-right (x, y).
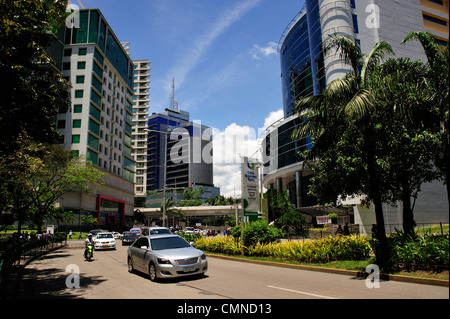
top-left (94, 232), bottom-right (116, 250)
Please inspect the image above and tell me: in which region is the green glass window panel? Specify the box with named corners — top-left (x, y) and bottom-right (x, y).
top-left (90, 89), bottom-right (101, 107)
top-left (86, 148), bottom-right (98, 165)
top-left (123, 134), bottom-right (132, 146)
top-left (124, 157), bottom-right (135, 171)
top-left (105, 29), bottom-right (129, 84)
top-left (88, 10), bottom-right (99, 43)
top-left (75, 90), bottom-right (84, 98)
top-left (72, 150), bottom-right (80, 158)
top-left (125, 110), bottom-right (132, 123)
top-left (92, 74), bottom-right (102, 93)
top-left (123, 145), bottom-right (132, 157)
top-left (97, 18), bottom-right (106, 52)
top-left (76, 75), bottom-right (85, 83)
top-left (73, 119), bottom-right (81, 128)
top-left (122, 168), bottom-right (134, 182)
top-left (87, 133), bottom-right (99, 150)
top-left (89, 103), bottom-right (101, 122)
top-left (125, 122), bottom-right (132, 134)
top-left (72, 135), bottom-right (80, 144)
top-left (72, 11), bottom-right (88, 44)
top-left (94, 47), bottom-right (104, 65)
top-left (74, 104), bottom-right (82, 113)
top-left (125, 99), bottom-right (133, 113)
top-left (92, 61), bottom-right (103, 79)
top-left (78, 47), bottom-right (87, 55)
top-left (89, 119), bottom-right (100, 136)
top-left (77, 61), bottom-right (86, 69)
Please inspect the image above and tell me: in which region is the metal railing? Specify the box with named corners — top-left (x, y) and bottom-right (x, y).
top-left (0, 234), bottom-right (66, 298)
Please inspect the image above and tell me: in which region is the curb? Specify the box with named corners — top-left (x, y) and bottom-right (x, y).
top-left (206, 254), bottom-right (449, 288)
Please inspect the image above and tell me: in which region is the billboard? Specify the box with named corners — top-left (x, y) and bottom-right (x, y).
top-left (241, 156), bottom-right (259, 221)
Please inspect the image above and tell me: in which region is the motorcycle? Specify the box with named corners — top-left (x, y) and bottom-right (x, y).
top-left (85, 243), bottom-right (94, 261)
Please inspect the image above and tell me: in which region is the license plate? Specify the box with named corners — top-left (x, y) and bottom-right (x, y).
top-left (183, 266), bottom-right (195, 272)
top-left (102, 244), bottom-right (108, 247)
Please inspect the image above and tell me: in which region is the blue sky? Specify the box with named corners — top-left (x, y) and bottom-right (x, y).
top-left (77, 0), bottom-right (306, 196)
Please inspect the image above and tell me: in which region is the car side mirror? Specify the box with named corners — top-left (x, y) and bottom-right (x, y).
top-left (189, 242), bottom-right (195, 246)
top-left (140, 246), bottom-right (148, 250)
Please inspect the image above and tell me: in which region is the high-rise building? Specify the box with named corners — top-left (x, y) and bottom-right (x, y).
top-left (120, 43), bottom-right (151, 205)
top-left (56, 8), bottom-right (136, 228)
top-left (146, 108), bottom-right (215, 190)
top-left (132, 59), bottom-right (151, 204)
top-left (262, 0), bottom-right (449, 228)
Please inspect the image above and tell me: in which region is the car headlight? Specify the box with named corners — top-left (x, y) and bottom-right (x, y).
top-left (157, 258), bottom-right (171, 264)
top-left (201, 253), bottom-right (207, 260)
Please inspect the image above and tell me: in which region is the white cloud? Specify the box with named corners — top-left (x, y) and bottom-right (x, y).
top-left (213, 109), bottom-right (284, 197)
top-left (251, 42), bottom-right (278, 60)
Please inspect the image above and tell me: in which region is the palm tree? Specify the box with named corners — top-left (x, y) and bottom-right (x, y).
top-left (292, 35), bottom-right (394, 267)
top-left (402, 31), bottom-right (449, 208)
top-left (160, 197), bottom-right (185, 226)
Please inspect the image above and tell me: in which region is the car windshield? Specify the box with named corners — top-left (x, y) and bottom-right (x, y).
top-left (150, 229), bottom-right (172, 235)
top-left (150, 237), bottom-right (190, 251)
top-left (124, 233), bottom-right (137, 238)
top-left (97, 234), bottom-right (113, 239)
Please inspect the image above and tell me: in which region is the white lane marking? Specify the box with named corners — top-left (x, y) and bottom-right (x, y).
top-left (267, 285), bottom-right (338, 299)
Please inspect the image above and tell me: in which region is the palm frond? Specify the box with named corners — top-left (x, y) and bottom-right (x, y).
top-left (402, 31), bottom-right (442, 66)
top-left (324, 75), bottom-right (357, 101)
top-left (293, 94), bottom-right (323, 114)
top-left (344, 89), bottom-right (375, 119)
top-left (362, 41), bottom-right (394, 83)
top-left (323, 34), bottom-right (363, 75)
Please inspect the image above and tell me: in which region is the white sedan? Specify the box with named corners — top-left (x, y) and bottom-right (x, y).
top-left (94, 232), bottom-right (116, 250)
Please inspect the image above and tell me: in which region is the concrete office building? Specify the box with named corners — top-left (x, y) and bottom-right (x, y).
top-left (261, 0), bottom-right (449, 230)
top-left (144, 107), bottom-right (220, 208)
top-left (56, 8), bottom-right (136, 228)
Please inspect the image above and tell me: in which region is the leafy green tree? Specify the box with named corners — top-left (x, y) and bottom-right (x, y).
top-left (263, 189), bottom-right (293, 221)
top-left (0, 0), bottom-right (70, 154)
top-left (372, 57), bottom-right (441, 235)
top-left (402, 31), bottom-right (449, 207)
top-left (277, 210), bottom-right (307, 237)
top-left (292, 35), bottom-right (395, 267)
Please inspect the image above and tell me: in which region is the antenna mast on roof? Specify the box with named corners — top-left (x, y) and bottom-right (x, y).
top-left (169, 77), bottom-right (179, 112)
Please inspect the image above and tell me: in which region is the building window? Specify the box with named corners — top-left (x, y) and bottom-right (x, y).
top-left (62, 62), bottom-right (70, 70)
top-left (72, 135), bottom-right (81, 144)
top-left (76, 75), bottom-right (85, 84)
top-left (79, 47), bottom-right (87, 55)
top-left (77, 61), bottom-right (86, 69)
top-left (423, 13), bottom-right (448, 26)
top-left (73, 119), bottom-right (82, 128)
top-left (57, 120), bottom-right (65, 129)
top-left (74, 104), bottom-right (83, 113)
top-left (64, 48), bottom-right (72, 56)
top-left (75, 90), bottom-right (84, 98)
top-left (352, 14), bottom-right (359, 33)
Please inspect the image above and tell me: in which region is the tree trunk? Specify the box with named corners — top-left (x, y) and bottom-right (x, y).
top-left (364, 129), bottom-right (389, 270)
top-left (401, 180), bottom-right (416, 236)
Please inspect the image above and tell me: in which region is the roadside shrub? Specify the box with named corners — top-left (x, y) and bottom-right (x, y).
top-left (194, 234), bottom-right (372, 263)
top-left (388, 231), bottom-right (449, 267)
top-left (230, 219), bottom-right (282, 246)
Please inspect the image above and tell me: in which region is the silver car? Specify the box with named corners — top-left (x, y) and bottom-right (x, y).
top-left (127, 234), bottom-right (208, 282)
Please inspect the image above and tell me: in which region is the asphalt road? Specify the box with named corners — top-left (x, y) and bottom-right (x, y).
top-left (15, 240), bottom-right (449, 300)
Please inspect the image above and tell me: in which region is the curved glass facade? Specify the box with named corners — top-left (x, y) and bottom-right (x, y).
top-left (280, 2), bottom-right (325, 118)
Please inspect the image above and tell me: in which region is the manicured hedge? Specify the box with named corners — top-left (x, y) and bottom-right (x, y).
top-left (194, 234), bottom-right (372, 263)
